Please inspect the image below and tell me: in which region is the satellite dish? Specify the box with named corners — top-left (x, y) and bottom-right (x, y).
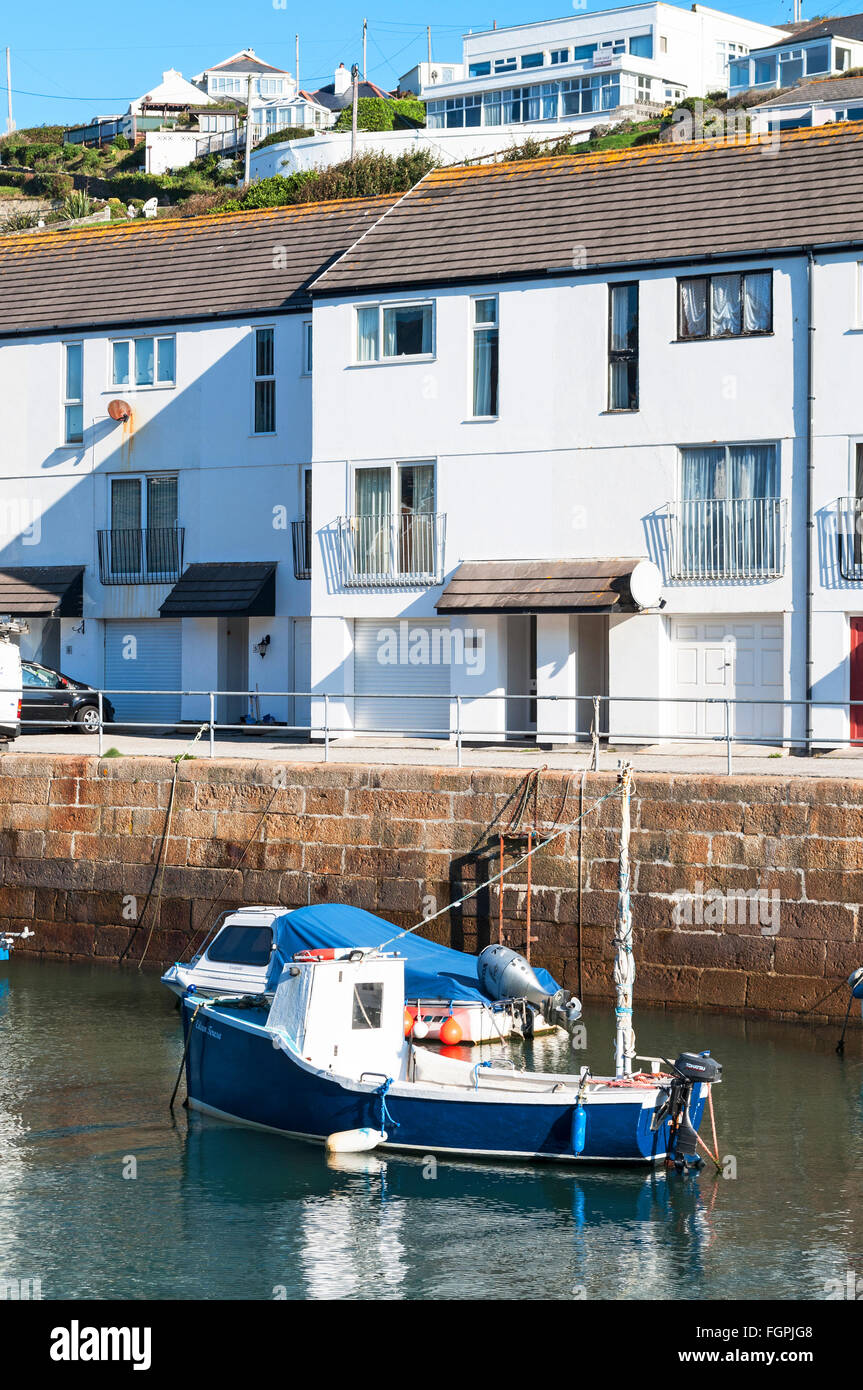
top-left (142, 197), bottom-right (158, 218)
top-left (107, 400), bottom-right (132, 422)
top-left (629, 560), bottom-right (663, 610)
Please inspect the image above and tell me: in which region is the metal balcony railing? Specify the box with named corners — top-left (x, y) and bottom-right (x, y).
top-left (292, 517), bottom-right (311, 580)
top-left (338, 512), bottom-right (446, 586)
top-left (837, 497), bottom-right (863, 581)
top-left (97, 527), bottom-right (184, 585)
top-left (666, 498), bottom-right (786, 580)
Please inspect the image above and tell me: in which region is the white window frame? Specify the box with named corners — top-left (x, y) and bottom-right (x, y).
top-left (110, 334), bottom-right (175, 389)
top-left (63, 341), bottom-right (84, 446)
top-left (303, 320), bottom-right (313, 374)
top-left (353, 300), bottom-right (435, 364)
top-left (350, 458), bottom-right (437, 516)
top-left (252, 325), bottom-right (276, 435)
top-left (469, 294), bottom-right (499, 420)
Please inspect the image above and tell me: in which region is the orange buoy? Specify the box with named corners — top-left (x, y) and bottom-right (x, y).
top-left (404, 1008), bottom-right (415, 1038)
top-left (440, 1015), bottom-right (463, 1046)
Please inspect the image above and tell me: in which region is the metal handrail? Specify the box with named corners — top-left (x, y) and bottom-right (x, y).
top-left (337, 512), bottom-right (446, 586)
top-left (666, 498), bottom-right (787, 580)
top-left (836, 496), bottom-right (863, 581)
top-left (97, 527), bottom-right (185, 585)
top-left (6, 685), bottom-right (863, 773)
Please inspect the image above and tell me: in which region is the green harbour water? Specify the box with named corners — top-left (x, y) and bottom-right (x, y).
top-left (0, 956), bottom-right (861, 1301)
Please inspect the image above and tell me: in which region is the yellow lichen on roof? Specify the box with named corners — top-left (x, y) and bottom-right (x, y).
top-left (420, 117), bottom-right (863, 186)
top-left (0, 191), bottom-right (399, 252)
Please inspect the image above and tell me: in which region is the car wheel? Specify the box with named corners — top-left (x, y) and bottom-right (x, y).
top-left (74, 705), bottom-right (102, 734)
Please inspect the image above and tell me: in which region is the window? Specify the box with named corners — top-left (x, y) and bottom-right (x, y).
top-left (355, 303), bottom-right (433, 361)
top-left (629, 33), bottom-right (653, 58)
top-left (753, 56), bottom-right (776, 85)
top-left (303, 320), bottom-right (313, 374)
top-left (678, 271), bottom-right (772, 340)
top-left (22, 662), bottom-right (63, 690)
top-left (108, 474), bottom-right (179, 578)
top-left (678, 443), bottom-right (780, 576)
top-left (494, 56), bottom-right (517, 73)
top-left (608, 282), bottom-right (638, 410)
top-left (779, 49), bottom-right (804, 86)
top-left (352, 981), bottom-right (383, 1030)
top-left (805, 43), bottom-right (829, 74)
top-left (660, 35), bottom-right (668, 54)
top-left (469, 61), bottom-right (491, 77)
top-left (63, 343), bottom-right (83, 444)
top-left (836, 47), bottom-right (851, 71)
top-left (253, 326), bottom-right (275, 433)
top-left (472, 297), bottom-right (499, 417)
top-left (112, 335), bottom-right (175, 388)
top-left (521, 52), bottom-right (543, 69)
top-left (572, 44), bottom-right (597, 61)
top-left (207, 925), bottom-right (273, 966)
top-left (353, 462), bottom-right (435, 578)
top-left (550, 48), bottom-right (570, 64)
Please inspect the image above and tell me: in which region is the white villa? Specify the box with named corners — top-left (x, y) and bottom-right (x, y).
top-left (422, 3), bottom-right (787, 134)
top-left (2, 121), bottom-right (863, 751)
top-left (192, 49), bottom-right (296, 102)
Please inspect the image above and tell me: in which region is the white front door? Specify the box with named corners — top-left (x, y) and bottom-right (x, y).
top-left (671, 617), bottom-right (784, 741)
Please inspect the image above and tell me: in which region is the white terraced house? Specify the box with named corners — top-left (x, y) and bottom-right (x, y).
top-left (422, 3), bottom-right (787, 136)
top-left (1, 123), bottom-right (863, 751)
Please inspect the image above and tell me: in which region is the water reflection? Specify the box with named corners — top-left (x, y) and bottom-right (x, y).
top-left (0, 958), bottom-right (860, 1300)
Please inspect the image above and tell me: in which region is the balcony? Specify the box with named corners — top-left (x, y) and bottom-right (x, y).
top-left (338, 512), bottom-right (446, 587)
top-left (666, 499), bottom-right (786, 580)
top-left (837, 497), bottom-right (863, 581)
top-left (97, 527), bottom-right (185, 585)
top-left (292, 517), bottom-right (311, 580)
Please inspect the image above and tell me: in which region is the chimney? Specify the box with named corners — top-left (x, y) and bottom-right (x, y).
top-left (334, 62), bottom-right (351, 95)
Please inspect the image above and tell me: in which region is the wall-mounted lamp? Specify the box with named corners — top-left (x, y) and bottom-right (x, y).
top-left (255, 633), bottom-right (271, 658)
top-left (71, 620), bottom-right (86, 635)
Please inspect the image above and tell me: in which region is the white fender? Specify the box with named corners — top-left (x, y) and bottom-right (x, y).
top-left (325, 1127), bottom-right (386, 1154)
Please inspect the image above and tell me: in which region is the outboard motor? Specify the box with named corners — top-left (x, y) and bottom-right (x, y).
top-left (477, 944), bottom-right (553, 1005)
top-left (661, 1051), bottom-right (722, 1174)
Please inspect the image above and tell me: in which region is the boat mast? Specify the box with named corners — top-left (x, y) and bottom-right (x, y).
top-left (614, 762), bottom-right (635, 1078)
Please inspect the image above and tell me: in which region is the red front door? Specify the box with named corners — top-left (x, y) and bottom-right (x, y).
top-left (851, 618), bottom-right (863, 743)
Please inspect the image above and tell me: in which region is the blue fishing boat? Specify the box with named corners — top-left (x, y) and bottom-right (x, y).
top-left (171, 767), bottom-right (723, 1167)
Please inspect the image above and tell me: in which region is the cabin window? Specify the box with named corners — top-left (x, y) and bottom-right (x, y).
top-left (206, 925), bottom-right (273, 966)
top-left (352, 981), bottom-right (383, 1029)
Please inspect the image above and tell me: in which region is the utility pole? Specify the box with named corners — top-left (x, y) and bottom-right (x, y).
top-left (5, 48), bottom-right (14, 134)
top-left (427, 25), bottom-right (432, 70)
top-left (243, 72), bottom-right (253, 186)
top-left (350, 63), bottom-right (359, 160)
top-left (363, 19), bottom-right (367, 82)
top-left (295, 33), bottom-right (300, 94)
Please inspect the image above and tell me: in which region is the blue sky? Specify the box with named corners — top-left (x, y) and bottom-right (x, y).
top-left (0, 0), bottom-right (850, 131)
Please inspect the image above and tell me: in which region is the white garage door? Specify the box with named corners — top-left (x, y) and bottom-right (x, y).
top-left (671, 617), bottom-right (784, 740)
top-left (354, 618), bottom-right (451, 736)
top-left (104, 619), bottom-right (182, 727)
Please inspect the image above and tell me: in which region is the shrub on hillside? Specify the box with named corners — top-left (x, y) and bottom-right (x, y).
top-left (220, 148), bottom-right (438, 212)
top-left (333, 97), bottom-right (425, 132)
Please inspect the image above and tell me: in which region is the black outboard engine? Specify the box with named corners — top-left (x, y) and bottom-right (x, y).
top-left (664, 1051), bottom-right (722, 1173)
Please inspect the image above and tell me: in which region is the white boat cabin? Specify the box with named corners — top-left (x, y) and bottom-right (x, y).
top-left (163, 906), bottom-right (283, 998)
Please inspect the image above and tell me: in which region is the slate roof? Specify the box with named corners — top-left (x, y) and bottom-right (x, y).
top-left (761, 11), bottom-right (863, 47)
top-left (312, 122), bottom-right (863, 296)
top-left (0, 195), bottom-right (399, 338)
top-left (159, 563), bottom-right (276, 617)
top-left (756, 76), bottom-right (863, 105)
top-left (0, 567), bottom-right (84, 617)
top-left (310, 80), bottom-right (393, 112)
top-left (436, 560), bottom-right (643, 614)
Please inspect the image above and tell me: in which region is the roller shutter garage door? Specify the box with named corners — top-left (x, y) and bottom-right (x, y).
top-left (670, 617), bottom-right (784, 741)
top-left (354, 618), bottom-right (451, 736)
top-left (104, 619), bottom-right (182, 728)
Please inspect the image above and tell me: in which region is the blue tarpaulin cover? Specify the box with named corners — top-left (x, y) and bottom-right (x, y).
top-left (271, 903), bottom-right (559, 1003)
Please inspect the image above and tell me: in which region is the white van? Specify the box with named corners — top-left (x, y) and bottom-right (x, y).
top-left (0, 632), bottom-right (22, 743)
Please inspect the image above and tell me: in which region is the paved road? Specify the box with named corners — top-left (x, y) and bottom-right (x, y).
top-left (7, 728), bottom-right (863, 778)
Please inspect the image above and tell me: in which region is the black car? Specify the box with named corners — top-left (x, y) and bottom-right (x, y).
top-left (21, 662), bottom-right (115, 734)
